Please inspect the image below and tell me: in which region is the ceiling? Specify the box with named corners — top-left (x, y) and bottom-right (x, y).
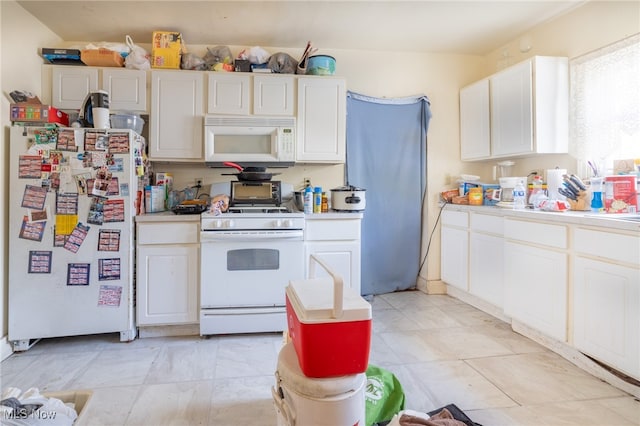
top-left (17, 0), bottom-right (587, 55)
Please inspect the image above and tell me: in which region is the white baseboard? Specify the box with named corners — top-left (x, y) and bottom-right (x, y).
top-left (1, 335), bottom-right (14, 361)
top-left (420, 279), bottom-right (447, 295)
top-left (446, 285), bottom-right (511, 323)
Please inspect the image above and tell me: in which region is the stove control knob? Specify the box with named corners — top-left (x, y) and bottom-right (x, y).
top-left (212, 220), bottom-right (223, 228)
top-left (283, 219), bottom-right (294, 228)
top-left (224, 219), bottom-right (235, 228)
top-left (274, 219), bottom-right (283, 228)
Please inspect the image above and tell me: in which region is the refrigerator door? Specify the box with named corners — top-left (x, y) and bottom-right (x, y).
top-left (8, 126), bottom-right (140, 350)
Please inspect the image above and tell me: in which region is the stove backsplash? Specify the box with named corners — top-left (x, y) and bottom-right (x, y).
top-left (150, 163), bottom-right (346, 199)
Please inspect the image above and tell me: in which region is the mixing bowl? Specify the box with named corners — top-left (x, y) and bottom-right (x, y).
top-left (110, 114), bottom-right (144, 134)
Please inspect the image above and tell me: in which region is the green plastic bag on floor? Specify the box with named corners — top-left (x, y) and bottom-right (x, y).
top-left (364, 364), bottom-right (405, 426)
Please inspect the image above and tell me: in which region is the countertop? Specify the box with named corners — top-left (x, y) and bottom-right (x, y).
top-left (135, 210), bottom-right (363, 222)
top-left (444, 204), bottom-right (640, 232)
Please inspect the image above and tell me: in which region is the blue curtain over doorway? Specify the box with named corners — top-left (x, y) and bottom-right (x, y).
top-left (346, 92), bottom-right (432, 296)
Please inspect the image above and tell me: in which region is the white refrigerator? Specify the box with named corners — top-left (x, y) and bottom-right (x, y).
top-left (8, 126), bottom-right (145, 351)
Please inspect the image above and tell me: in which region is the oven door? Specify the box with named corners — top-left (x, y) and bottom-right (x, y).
top-left (200, 230), bottom-right (304, 308)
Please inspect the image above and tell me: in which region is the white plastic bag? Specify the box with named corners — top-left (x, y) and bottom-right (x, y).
top-left (84, 41), bottom-right (129, 55)
top-left (238, 46), bottom-right (270, 64)
top-left (124, 35), bottom-right (150, 70)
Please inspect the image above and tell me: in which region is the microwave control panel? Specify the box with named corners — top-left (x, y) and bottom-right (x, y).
top-left (279, 127), bottom-right (295, 161)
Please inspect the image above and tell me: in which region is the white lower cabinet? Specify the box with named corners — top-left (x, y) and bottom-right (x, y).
top-left (440, 210), bottom-right (469, 291)
top-left (573, 228), bottom-right (640, 380)
top-left (304, 216), bottom-right (361, 295)
top-left (469, 213), bottom-right (504, 308)
top-left (136, 221), bottom-right (199, 325)
top-left (504, 219), bottom-right (568, 341)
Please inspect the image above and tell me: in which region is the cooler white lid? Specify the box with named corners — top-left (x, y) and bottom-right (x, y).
top-left (286, 277), bottom-right (371, 324)
top-left (276, 342), bottom-right (366, 396)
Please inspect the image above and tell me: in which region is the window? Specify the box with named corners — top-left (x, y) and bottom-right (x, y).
top-left (570, 33), bottom-right (640, 177)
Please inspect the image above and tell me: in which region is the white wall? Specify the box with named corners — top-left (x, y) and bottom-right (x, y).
top-left (1, 0), bottom-right (638, 355)
top-left (1, 1), bottom-right (62, 359)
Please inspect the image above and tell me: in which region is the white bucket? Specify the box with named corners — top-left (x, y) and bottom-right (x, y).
top-left (273, 342), bottom-right (366, 426)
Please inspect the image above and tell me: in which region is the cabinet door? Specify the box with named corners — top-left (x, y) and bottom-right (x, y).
top-left (460, 79), bottom-right (491, 160)
top-left (102, 68), bottom-right (147, 112)
top-left (137, 244), bottom-right (199, 325)
top-left (207, 73), bottom-right (250, 115)
top-left (573, 256), bottom-right (639, 380)
top-left (440, 226), bottom-right (468, 291)
top-left (150, 71), bottom-right (204, 160)
top-left (51, 66), bottom-right (99, 109)
top-left (469, 232), bottom-right (503, 308)
top-left (253, 75), bottom-right (295, 115)
top-left (490, 60), bottom-right (533, 157)
top-left (504, 241), bottom-right (567, 341)
top-left (296, 77), bottom-right (346, 163)
top-left (305, 241), bottom-right (361, 295)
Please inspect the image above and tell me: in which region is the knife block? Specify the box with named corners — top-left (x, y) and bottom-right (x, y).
top-left (568, 190), bottom-right (590, 211)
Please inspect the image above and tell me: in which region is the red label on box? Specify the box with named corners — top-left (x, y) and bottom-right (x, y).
top-left (604, 175), bottom-right (638, 213)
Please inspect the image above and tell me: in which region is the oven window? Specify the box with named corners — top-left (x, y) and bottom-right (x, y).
top-left (227, 248), bottom-right (279, 271)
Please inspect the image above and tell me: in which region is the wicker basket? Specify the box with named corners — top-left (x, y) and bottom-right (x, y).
top-left (81, 48), bottom-right (124, 67)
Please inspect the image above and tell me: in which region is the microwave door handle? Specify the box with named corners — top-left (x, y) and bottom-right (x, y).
top-left (273, 129), bottom-right (278, 154)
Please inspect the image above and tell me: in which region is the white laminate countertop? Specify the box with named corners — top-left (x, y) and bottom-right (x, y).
top-left (135, 210), bottom-right (363, 223)
top-left (444, 204), bottom-right (640, 232)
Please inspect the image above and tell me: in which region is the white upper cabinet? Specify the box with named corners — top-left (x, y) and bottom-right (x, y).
top-left (296, 76), bottom-right (346, 163)
top-left (47, 65), bottom-right (147, 112)
top-left (149, 70), bottom-right (204, 160)
top-left (207, 73), bottom-right (251, 115)
top-left (460, 79), bottom-right (491, 161)
top-left (50, 66), bottom-right (98, 110)
top-left (101, 68), bottom-right (147, 112)
top-left (253, 75), bottom-right (295, 116)
top-left (459, 56), bottom-right (568, 161)
top-left (207, 73), bottom-right (295, 116)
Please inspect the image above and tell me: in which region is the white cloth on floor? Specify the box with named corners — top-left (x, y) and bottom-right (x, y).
top-left (0, 387), bottom-right (77, 426)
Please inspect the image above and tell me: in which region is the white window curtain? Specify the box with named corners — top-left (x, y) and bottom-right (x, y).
top-left (570, 33), bottom-right (640, 177)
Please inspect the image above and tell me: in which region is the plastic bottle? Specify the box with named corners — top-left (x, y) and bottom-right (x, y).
top-left (590, 177), bottom-right (604, 212)
top-left (321, 192), bottom-right (329, 212)
top-left (528, 176), bottom-right (544, 205)
top-left (303, 186), bottom-right (313, 214)
top-left (313, 187), bottom-right (322, 213)
top-left (513, 179), bottom-right (526, 210)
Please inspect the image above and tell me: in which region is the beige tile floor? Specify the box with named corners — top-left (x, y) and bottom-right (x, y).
top-left (2, 290), bottom-right (639, 425)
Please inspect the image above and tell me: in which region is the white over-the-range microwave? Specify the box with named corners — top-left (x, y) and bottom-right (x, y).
top-left (204, 115), bottom-right (296, 167)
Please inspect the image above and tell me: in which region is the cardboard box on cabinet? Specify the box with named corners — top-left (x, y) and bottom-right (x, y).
top-left (151, 31), bottom-right (183, 69)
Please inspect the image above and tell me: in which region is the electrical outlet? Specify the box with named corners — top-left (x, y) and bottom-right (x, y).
top-left (303, 177), bottom-right (311, 188)
top-left (195, 177), bottom-right (203, 188)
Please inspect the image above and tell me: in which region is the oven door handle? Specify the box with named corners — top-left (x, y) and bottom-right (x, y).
top-left (200, 230), bottom-right (303, 242)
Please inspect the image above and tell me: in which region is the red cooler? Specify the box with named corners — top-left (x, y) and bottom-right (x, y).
top-left (285, 255), bottom-right (372, 378)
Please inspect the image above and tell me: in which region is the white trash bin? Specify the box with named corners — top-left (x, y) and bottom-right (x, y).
top-left (273, 342), bottom-right (366, 426)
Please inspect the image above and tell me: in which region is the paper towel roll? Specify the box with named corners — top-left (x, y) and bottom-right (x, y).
top-left (546, 169), bottom-right (567, 201)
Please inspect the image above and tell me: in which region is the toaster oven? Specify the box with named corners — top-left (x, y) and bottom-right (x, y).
top-left (229, 180), bottom-right (282, 206)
